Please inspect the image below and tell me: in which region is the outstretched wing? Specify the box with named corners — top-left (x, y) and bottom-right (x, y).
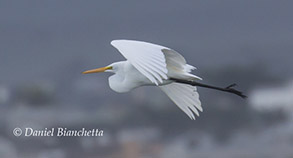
top-left (159, 82), bottom-right (202, 120)
top-left (162, 49), bottom-right (202, 80)
top-left (111, 40), bottom-right (169, 85)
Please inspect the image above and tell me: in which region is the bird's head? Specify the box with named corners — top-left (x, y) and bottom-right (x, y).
top-left (82, 62), bottom-right (124, 74)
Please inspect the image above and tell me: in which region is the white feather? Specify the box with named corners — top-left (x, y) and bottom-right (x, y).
top-left (161, 49), bottom-right (202, 80)
top-left (159, 83), bottom-right (202, 120)
top-left (111, 40), bottom-right (168, 85)
top-left (107, 39), bottom-right (203, 119)
top-left (111, 40), bottom-right (201, 85)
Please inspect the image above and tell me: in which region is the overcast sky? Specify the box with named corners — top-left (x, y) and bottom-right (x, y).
top-left (1, 0), bottom-right (292, 84)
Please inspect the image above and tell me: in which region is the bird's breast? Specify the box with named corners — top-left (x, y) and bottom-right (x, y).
top-left (108, 62), bottom-right (152, 93)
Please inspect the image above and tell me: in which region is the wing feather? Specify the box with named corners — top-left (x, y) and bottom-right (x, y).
top-left (131, 60), bottom-right (157, 84)
top-left (160, 83), bottom-right (202, 119)
top-left (138, 58), bottom-right (168, 79)
top-left (161, 85), bottom-right (195, 119)
top-left (161, 49), bottom-right (201, 80)
top-left (135, 57), bottom-right (164, 83)
top-left (172, 85), bottom-right (200, 117)
top-left (111, 40), bottom-right (168, 85)
top-left (111, 39), bottom-right (201, 84)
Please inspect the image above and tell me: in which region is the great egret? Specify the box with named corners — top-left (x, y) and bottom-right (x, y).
top-left (83, 40), bottom-right (246, 119)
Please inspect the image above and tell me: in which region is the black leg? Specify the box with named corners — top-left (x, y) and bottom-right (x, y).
top-left (170, 78), bottom-right (247, 99)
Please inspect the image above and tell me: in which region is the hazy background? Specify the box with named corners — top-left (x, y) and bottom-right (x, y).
top-left (1, 0), bottom-right (293, 158)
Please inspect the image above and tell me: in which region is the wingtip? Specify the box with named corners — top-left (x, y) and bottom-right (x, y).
top-left (110, 39), bottom-right (127, 46)
top-left (111, 39), bottom-right (140, 46)
top-left (110, 40), bottom-right (120, 46)
top-left (190, 115), bottom-right (196, 120)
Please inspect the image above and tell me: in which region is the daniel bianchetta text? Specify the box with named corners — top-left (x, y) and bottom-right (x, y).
top-left (19, 128), bottom-right (103, 137)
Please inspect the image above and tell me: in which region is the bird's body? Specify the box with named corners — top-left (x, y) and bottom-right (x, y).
top-left (83, 40), bottom-right (245, 119)
top-left (107, 60), bottom-right (156, 93)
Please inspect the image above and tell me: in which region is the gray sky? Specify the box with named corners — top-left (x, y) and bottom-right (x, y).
top-left (1, 1), bottom-right (292, 157)
top-left (1, 0), bottom-right (293, 84)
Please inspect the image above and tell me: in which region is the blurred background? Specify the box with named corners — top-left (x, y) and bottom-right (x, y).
top-left (1, 0), bottom-right (293, 158)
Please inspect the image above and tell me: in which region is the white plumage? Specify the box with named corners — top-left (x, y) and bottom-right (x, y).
top-left (160, 83), bottom-right (202, 120)
top-left (83, 40), bottom-right (203, 119)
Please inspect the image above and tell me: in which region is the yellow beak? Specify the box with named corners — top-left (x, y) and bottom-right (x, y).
top-left (82, 66), bottom-right (112, 74)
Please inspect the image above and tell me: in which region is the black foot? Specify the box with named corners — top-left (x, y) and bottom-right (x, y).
top-left (224, 84), bottom-right (247, 99)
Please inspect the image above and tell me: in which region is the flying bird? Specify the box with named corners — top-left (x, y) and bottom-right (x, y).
top-left (83, 40), bottom-right (246, 119)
